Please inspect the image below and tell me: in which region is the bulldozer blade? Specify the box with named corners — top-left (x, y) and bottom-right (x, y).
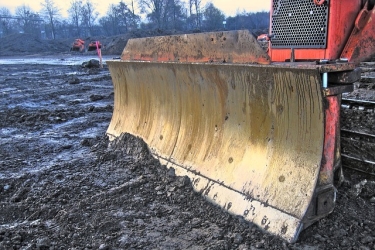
top-left (106, 32), bottom-right (356, 242)
top-left (121, 30), bottom-right (271, 65)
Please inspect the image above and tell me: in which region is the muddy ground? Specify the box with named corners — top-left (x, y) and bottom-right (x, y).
top-left (0, 56), bottom-right (374, 250)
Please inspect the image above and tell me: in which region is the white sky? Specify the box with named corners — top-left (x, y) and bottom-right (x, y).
top-left (0, 0), bottom-right (270, 18)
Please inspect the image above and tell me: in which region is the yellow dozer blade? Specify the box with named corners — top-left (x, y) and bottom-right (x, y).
top-left (106, 30), bottom-right (356, 242)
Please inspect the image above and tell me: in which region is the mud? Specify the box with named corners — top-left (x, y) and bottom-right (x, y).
top-left (0, 58), bottom-right (375, 250)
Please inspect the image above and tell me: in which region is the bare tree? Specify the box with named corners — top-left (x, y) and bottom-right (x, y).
top-left (139, 0), bottom-right (185, 29)
top-left (187, 0), bottom-right (202, 29)
top-left (0, 7), bottom-right (14, 36)
top-left (117, 1), bottom-right (130, 33)
top-left (68, 0), bottom-right (83, 37)
top-left (163, 0), bottom-right (186, 30)
top-left (202, 3), bottom-right (225, 31)
top-left (15, 4), bottom-right (42, 35)
top-left (99, 4), bottom-right (119, 35)
top-left (0, 7), bottom-right (11, 17)
top-left (99, 1), bottom-right (141, 35)
top-left (225, 11), bottom-right (269, 31)
top-left (41, 0), bottom-right (61, 39)
top-left (15, 4), bottom-right (32, 33)
top-left (80, 0), bottom-right (98, 36)
top-left (128, 0), bottom-right (140, 29)
top-left (116, 1), bottom-right (140, 32)
top-left (139, 0), bottom-right (166, 29)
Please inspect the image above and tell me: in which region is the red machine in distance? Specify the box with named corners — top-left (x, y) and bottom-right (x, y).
top-left (87, 41), bottom-right (102, 52)
top-left (70, 39), bottom-right (85, 52)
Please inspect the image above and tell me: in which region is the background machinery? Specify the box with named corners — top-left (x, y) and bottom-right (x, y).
top-left (88, 41), bottom-right (102, 52)
top-left (70, 38), bottom-right (85, 52)
top-left (70, 39), bottom-right (102, 53)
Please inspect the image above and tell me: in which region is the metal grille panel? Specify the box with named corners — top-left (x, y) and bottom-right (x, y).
top-left (271, 0), bottom-right (329, 48)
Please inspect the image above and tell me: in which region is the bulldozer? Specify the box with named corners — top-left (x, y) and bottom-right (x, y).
top-left (87, 40), bottom-right (102, 52)
top-left (70, 38), bottom-right (85, 52)
top-left (105, 0), bottom-right (375, 243)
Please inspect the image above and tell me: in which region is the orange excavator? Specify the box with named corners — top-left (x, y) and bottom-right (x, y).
top-left (70, 38), bottom-right (85, 52)
top-left (105, 0), bottom-right (375, 242)
top-left (87, 41), bottom-right (102, 51)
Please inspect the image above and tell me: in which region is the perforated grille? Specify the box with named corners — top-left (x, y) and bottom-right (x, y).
top-left (271, 0), bottom-right (329, 48)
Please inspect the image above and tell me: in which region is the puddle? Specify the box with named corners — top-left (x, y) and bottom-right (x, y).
top-left (77, 122), bottom-right (109, 137)
top-left (0, 147), bottom-right (92, 179)
top-left (0, 128), bottom-right (18, 135)
top-left (1, 87), bottom-right (18, 93)
top-left (8, 100), bottom-right (53, 109)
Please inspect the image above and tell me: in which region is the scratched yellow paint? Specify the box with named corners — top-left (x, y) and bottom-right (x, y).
top-left (107, 60), bottom-right (324, 219)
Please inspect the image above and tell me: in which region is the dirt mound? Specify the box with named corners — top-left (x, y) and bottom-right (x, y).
top-left (0, 33), bottom-right (71, 56)
top-left (0, 29), bottom-right (265, 57)
top-left (0, 30), bottom-right (186, 57)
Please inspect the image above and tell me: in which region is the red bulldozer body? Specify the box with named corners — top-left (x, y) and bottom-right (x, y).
top-left (88, 41), bottom-right (102, 52)
top-left (70, 39), bottom-right (85, 52)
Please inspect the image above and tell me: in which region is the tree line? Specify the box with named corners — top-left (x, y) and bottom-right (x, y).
top-left (0, 0), bottom-right (269, 39)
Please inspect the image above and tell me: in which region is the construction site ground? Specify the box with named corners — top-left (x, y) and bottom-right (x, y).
top-left (0, 34), bottom-right (375, 249)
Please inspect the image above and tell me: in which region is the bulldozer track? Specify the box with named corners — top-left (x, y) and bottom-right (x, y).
top-left (341, 78), bottom-right (375, 177)
top-left (341, 128), bottom-right (375, 140)
top-left (341, 154), bottom-right (375, 176)
top-left (341, 129), bottom-right (375, 176)
top-left (341, 98), bottom-right (375, 111)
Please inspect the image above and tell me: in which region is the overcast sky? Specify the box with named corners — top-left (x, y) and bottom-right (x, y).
top-left (0, 0), bottom-right (270, 18)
